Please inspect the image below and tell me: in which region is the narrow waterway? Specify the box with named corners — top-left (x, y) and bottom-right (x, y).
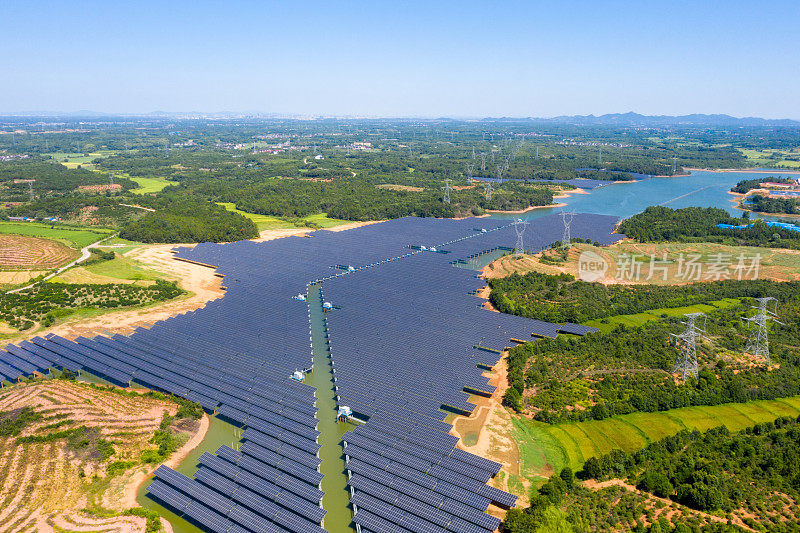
top-left (135, 415), bottom-right (239, 533)
top-left (308, 283), bottom-right (357, 532)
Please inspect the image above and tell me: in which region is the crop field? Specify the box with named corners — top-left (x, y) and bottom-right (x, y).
top-left (511, 395), bottom-right (800, 482)
top-left (0, 222), bottom-right (115, 250)
top-left (0, 234), bottom-right (78, 270)
top-left (0, 379), bottom-right (193, 532)
top-left (737, 148), bottom-right (800, 168)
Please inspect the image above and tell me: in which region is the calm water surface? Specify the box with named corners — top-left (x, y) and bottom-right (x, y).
top-left (491, 169), bottom-right (800, 223)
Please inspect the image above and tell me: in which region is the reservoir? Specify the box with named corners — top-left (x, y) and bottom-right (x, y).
top-left (490, 169), bottom-right (800, 223)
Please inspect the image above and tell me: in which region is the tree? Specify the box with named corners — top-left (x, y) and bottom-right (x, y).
top-left (559, 466), bottom-right (574, 489)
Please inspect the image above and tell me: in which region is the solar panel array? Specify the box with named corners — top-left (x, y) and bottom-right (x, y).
top-left (1, 213), bottom-right (623, 532)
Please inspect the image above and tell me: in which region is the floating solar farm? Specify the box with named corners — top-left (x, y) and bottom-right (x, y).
top-left (1, 213), bottom-right (623, 532)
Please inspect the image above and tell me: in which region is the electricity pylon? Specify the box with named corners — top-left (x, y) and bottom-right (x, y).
top-left (743, 297), bottom-right (783, 365)
top-left (442, 178), bottom-right (453, 204)
top-left (28, 181), bottom-right (34, 202)
top-left (513, 218), bottom-right (529, 256)
top-left (671, 312), bottom-right (709, 382)
top-left (465, 162), bottom-right (475, 185)
top-left (559, 211), bottom-right (574, 249)
top-left (479, 152), bottom-right (487, 171)
top-left (496, 164), bottom-right (505, 182)
top-left (484, 181), bottom-right (494, 201)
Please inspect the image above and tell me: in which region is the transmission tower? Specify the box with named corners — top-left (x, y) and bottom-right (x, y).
top-left (479, 152), bottom-right (487, 171)
top-left (672, 156), bottom-right (677, 174)
top-left (559, 211), bottom-right (574, 248)
top-left (742, 297), bottom-right (783, 365)
top-left (28, 181), bottom-right (34, 202)
top-left (471, 147), bottom-right (476, 160)
top-left (496, 164), bottom-right (505, 182)
top-left (513, 218), bottom-right (529, 256)
top-left (442, 178), bottom-right (453, 204)
top-left (484, 181), bottom-right (494, 201)
top-left (670, 312), bottom-right (709, 382)
top-left (109, 174), bottom-right (115, 186)
top-left (465, 162), bottom-right (475, 185)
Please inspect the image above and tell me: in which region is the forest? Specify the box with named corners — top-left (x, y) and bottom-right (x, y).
top-left (488, 272), bottom-right (795, 324)
top-left (730, 176), bottom-right (794, 193)
top-left (492, 274), bottom-right (800, 422)
top-left (505, 419), bottom-right (800, 532)
top-left (618, 206), bottom-right (800, 249)
top-left (745, 194), bottom-right (800, 215)
top-left (0, 119), bottom-right (791, 244)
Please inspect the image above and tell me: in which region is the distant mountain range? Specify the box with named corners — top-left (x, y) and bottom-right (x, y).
top-left (1, 111), bottom-right (798, 127)
top-left (536, 112), bottom-right (800, 127)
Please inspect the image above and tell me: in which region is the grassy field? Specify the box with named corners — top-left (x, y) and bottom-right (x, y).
top-left (583, 297), bottom-right (742, 333)
top-left (303, 212), bottom-right (351, 228)
top-left (737, 148), bottom-right (800, 169)
top-left (217, 203), bottom-right (351, 231)
top-left (0, 222), bottom-right (114, 249)
top-left (512, 395), bottom-right (800, 482)
top-left (129, 175), bottom-right (179, 194)
top-left (51, 254), bottom-right (161, 285)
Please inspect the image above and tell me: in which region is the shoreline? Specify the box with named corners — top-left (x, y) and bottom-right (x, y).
top-left (122, 412), bottom-right (211, 510)
top-left (486, 202), bottom-right (567, 214)
top-left (685, 167), bottom-right (800, 174)
top-left (727, 190), bottom-right (800, 219)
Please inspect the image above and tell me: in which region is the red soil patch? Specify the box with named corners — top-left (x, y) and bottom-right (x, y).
top-left (0, 234), bottom-right (78, 270)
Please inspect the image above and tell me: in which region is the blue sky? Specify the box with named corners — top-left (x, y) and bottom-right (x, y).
top-left (2, 1), bottom-right (798, 118)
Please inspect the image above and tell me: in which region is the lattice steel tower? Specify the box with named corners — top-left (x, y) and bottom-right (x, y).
top-left (465, 162), bottom-right (474, 185)
top-left (441, 178), bottom-right (453, 204)
top-left (743, 297), bottom-right (783, 365)
top-left (559, 211), bottom-right (574, 248)
top-left (671, 312), bottom-right (709, 381)
top-left (479, 152), bottom-right (487, 171)
top-left (484, 181), bottom-right (494, 201)
top-left (28, 181), bottom-right (34, 202)
top-left (513, 218), bottom-right (529, 256)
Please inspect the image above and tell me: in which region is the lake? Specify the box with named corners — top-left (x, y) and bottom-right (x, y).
top-left (490, 169), bottom-right (800, 223)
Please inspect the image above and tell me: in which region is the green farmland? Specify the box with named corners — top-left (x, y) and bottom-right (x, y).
top-left (217, 203), bottom-right (351, 231)
top-left (512, 395), bottom-right (800, 482)
top-left (0, 221), bottom-right (115, 249)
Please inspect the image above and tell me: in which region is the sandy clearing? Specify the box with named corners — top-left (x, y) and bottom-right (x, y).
top-left (450, 355), bottom-right (525, 517)
top-left (120, 413), bottom-right (210, 510)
